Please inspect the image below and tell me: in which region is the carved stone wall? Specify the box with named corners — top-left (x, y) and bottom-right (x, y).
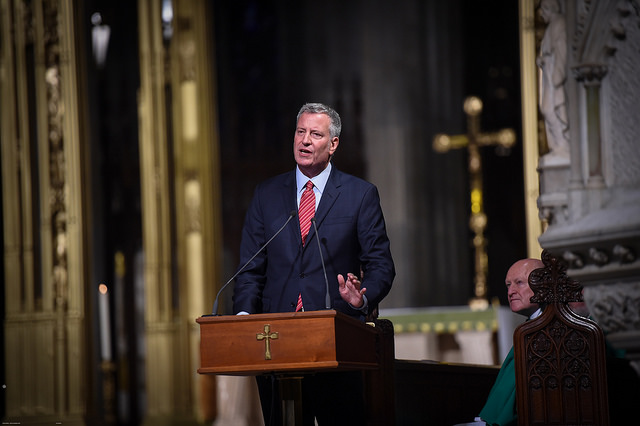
top-left (535, 0), bottom-right (640, 370)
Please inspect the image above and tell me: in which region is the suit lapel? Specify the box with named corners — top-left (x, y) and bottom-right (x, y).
top-left (281, 171), bottom-right (302, 247)
top-left (305, 166), bottom-right (341, 246)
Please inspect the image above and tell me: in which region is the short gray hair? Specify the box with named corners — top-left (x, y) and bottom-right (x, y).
top-left (296, 103), bottom-right (342, 139)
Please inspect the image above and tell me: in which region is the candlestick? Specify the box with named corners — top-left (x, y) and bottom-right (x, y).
top-left (98, 283), bottom-right (112, 361)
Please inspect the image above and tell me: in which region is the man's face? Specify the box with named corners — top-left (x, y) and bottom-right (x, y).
top-left (506, 259), bottom-right (543, 317)
top-left (293, 112), bottom-right (339, 178)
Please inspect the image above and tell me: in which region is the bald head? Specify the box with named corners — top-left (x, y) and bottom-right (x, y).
top-left (505, 258), bottom-right (544, 317)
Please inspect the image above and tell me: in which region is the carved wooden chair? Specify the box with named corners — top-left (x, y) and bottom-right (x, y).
top-left (513, 250), bottom-right (609, 425)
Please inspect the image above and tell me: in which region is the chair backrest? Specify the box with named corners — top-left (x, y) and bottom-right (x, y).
top-left (513, 250), bottom-right (609, 426)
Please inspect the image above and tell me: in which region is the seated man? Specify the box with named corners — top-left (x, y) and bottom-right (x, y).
top-left (463, 258), bottom-right (639, 426)
top-left (454, 258), bottom-right (545, 426)
top-left (474, 258), bottom-right (544, 426)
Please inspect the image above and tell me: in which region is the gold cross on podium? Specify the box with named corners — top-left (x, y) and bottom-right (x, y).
top-left (433, 96), bottom-right (516, 310)
top-left (256, 324), bottom-right (279, 360)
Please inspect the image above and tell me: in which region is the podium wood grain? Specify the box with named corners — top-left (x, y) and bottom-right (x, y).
top-left (197, 310), bottom-right (380, 375)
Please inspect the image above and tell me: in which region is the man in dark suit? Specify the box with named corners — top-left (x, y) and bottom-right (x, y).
top-left (233, 102), bottom-right (395, 425)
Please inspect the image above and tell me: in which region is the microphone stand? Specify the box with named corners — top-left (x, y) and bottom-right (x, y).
top-left (311, 218), bottom-right (331, 309)
top-left (209, 210), bottom-right (297, 315)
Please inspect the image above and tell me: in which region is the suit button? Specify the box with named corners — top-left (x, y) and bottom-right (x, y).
top-left (300, 273), bottom-right (305, 278)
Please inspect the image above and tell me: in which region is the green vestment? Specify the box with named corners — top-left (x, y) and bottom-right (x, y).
top-left (478, 346), bottom-right (516, 426)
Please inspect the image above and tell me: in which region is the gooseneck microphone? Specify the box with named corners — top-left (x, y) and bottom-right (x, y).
top-left (311, 217), bottom-right (331, 309)
top-left (210, 210), bottom-right (297, 315)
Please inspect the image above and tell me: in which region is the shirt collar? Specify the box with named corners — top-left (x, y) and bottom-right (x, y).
top-left (296, 162), bottom-right (332, 194)
top-left (529, 308), bottom-right (543, 320)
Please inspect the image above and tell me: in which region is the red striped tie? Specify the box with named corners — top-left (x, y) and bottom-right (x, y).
top-left (299, 180), bottom-right (315, 245)
top-left (297, 180), bottom-right (315, 311)
top-left (296, 293), bottom-right (304, 312)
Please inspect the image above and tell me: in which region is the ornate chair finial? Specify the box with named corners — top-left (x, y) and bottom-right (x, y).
top-left (529, 249), bottom-right (583, 305)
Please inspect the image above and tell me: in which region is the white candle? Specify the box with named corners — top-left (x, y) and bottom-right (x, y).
top-left (98, 283), bottom-right (112, 361)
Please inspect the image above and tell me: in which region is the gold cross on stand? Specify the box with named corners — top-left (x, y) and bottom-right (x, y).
top-left (256, 324), bottom-right (279, 360)
top-left (433, 96), bottom-right (516, 311)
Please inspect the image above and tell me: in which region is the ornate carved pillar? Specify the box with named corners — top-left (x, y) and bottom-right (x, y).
top-left (137, 0), bottom-right (221, 423)
top-left (1, 0), bottom-right (89, 423)
top-left (573, 63), bottom-right (607, 192)
top-left (172, 0), bottom-right (222, 421)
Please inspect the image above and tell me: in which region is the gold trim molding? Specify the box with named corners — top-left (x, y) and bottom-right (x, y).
top-left (519, 0), bottom-right (544, 258)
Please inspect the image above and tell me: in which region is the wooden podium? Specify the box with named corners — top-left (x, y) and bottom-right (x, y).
top-left (197, 309), bottom-right (395, 425)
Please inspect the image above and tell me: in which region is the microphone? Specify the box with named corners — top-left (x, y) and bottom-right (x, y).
top-left (311, 217), bottom-right (331, 309)
top-left (210, 210), bottom-right (297, 315)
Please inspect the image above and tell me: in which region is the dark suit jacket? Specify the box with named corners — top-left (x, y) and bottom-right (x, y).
top-left (233, 165), bottom-right (395, 320)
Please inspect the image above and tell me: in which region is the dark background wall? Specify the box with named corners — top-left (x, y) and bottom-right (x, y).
top-left (211, 0), bottom-right (525, 309)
